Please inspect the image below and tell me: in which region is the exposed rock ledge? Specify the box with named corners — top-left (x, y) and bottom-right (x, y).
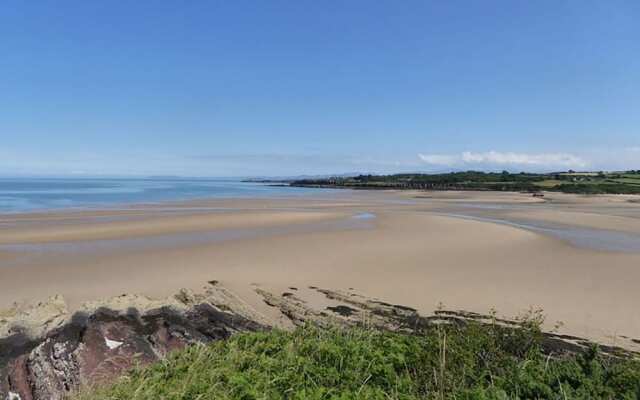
top-left (0, 284), bottom-right (265, 400)
top-left (2, 283), bottom-right (637, 400)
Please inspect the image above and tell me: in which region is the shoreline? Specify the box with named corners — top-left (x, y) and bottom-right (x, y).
top-left (1, 189), bottom-right (640, 350)
top-left (0, 178), bottom-right (338, 216)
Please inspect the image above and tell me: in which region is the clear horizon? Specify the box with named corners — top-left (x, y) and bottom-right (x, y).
top-left (2, 1), bottom-right (638, 176)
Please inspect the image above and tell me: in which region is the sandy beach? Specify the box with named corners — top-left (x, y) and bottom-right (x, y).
top-left (1, 189), bottom-right (640, 349)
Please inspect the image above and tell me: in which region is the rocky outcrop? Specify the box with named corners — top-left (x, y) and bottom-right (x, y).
top-left (256, 286), bottom-right (640, 358)
top-left (1, 284), bottom-right (265, 400)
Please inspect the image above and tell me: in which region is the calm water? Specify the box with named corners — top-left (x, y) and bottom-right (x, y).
top-left (435, 207), bottom-right (640, 253)
top-left (0, 178), bottom-right (325, 213)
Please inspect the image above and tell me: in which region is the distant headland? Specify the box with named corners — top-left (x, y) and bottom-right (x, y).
top-left (274, 170), bottom-right (640, 195)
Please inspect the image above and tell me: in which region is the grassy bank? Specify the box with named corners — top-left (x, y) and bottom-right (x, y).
top-left (76, 318), bottom-right (640, 400)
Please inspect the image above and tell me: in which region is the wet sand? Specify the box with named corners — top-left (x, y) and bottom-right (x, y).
top-left (1, 189), bottom-right (640, 348)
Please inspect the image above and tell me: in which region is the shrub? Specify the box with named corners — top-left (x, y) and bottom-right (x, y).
top-left (76, 321), bottom-right (640, 400)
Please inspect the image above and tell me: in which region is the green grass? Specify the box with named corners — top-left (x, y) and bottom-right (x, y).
top-left (552, 183), bottom-right (640, 195)
top-left (534, 180), bottom-right (563, 188)
top-left (608, 178), bottom-right (640, 185)
top-left (75, 317), bottom-right (640, 400)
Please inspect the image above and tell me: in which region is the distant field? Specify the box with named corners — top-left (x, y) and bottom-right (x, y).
top-left (608, 178), bottom-right (640, 185)
top-left (534, 179), bottom-right (563, 188)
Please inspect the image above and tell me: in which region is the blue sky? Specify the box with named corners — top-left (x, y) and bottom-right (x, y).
top-left (1, 1), bottom-right (638, 176)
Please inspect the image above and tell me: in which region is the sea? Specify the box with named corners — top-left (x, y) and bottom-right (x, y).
top-left (0, 177), bottom-right (325, 213)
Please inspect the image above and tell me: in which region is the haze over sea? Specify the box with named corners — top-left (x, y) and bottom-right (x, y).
top-left (0, 177), bottom-right (321, 213)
